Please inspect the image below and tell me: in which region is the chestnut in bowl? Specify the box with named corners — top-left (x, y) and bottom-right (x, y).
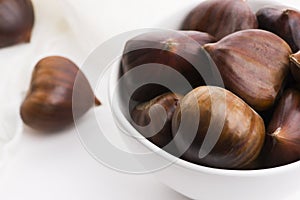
top-left (121, 30), bottom-right (216, 103)
top-left (131, 92), bottom-right (182, 150)
top-left (262, 89), bottom-right (300, 168)
top-left (257, 6), bottom-right (300, 53)
top-left (172, 86), bottom-right (265, 169)
top-left (182, 0), bottom-right (258, 40)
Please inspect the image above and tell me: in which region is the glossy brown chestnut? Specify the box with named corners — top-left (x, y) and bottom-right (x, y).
top-left (263, 89), bottom-right (300, 168)
top-left (131, 93), bottom-right (182, 149)
top-left (290, 50), bottom-right (300, 83)
top-left (172, 86), bottom-right (265, 169)
top-left (0, 0), bottom-right (34, 48)
top-left (182, 0), bottom-right (258, 40)
top-left (121, 30), bottom-right (216, 102)
top-left (257, 7), bottom-right (300, 53)
top-left (204, 29), bottom-right (291, 111)
top-left (20, 56), bottom-right (100, 132)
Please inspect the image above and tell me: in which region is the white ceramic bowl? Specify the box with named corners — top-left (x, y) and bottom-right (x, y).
top-left (106, 0), bottom-right (300, 200)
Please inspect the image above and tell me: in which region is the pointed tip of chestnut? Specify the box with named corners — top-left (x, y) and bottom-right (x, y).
top-left (95, 97), bottom-right (101, 106)
top-left (290, 51), bottom-right (300, 83)
top-left (203, 43), bottom-right (216, 52)
top-left (283, 9), bottom-right (291, 15)
top-left (290, 54), bottom-right (299, 68)
top-left (24, 30), bottom-right (33, 43)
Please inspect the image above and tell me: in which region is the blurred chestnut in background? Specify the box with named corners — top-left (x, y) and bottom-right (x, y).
top-left (0, 0), bottom-right (34, 48)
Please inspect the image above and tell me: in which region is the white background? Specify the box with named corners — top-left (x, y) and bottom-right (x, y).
top-left (0, 0), bottom-right (300, 199)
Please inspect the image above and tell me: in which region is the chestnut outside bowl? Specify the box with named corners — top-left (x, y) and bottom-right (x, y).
top-left (106, 0), bottom-right (300, 199)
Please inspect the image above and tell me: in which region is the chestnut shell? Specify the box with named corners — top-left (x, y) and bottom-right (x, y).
top-left (204, 29), bottom-right (291, 111)
top-left (262, 89), bottom-right (300, 168)
top-left (172, 86), bottom-right (265, 169)
top-left (182, 0), bottom-right (258, 40)
top-left (257, 7), bottom-right (300, 53)
top-left (131, 93), bottom-right (181, 149)
top-left (20, 56), bottom-right (100, 132)
top-left (0, 0), bottom-right (34, 48)
top-left (121, 30), bottom-right (216, 102)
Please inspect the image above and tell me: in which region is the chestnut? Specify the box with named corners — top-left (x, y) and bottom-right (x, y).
top-left (172, 86), bottom-right (265, 169)
top-left (121, 30), bottom-right (216, 103)
top-left (204, 29), bottom-right (291, 111)
top-left (262, 89), bottom-right (300, 168)
top-left (182, 0), bottom-right (258, 40)
top-left (257, 7), bottom-right (300, 53)
top-left (0, 0), bottom-right (34, 48)
top-left (20, 56), bottom-right (100, 132)
top-left (131, 93), bottom-right (182, 149)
